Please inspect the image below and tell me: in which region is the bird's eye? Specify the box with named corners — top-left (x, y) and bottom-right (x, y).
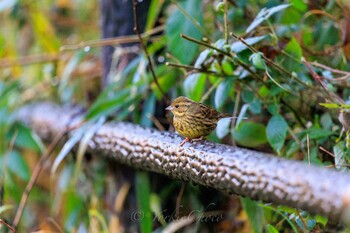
top-left (175, 105), bottom-right (179, 108)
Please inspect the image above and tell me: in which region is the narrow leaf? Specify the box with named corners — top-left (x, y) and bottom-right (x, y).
top-left (135, 171), bottom-right (152, 233)
top-left (246, 4), bottom-right (290, 33)
top-left (215, 79), bottom-right (233, 109)
top-left (165, 0), bottom-right (203, 64)
top-left (216, 118), bottom-right (231, 139)
top-left (183, 73), bottom-right (206, 102)
top-left (266, 115), bottom-right (288, 155)
top-left (231, 36), bottom-right (266, 53)
top-left (233, 122), bottom-right (267, 147)
top-left (333, 142), bottom-right (349, 172)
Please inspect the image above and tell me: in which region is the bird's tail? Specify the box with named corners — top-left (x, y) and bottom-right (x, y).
top-left (219, 113), bottom-right (233, 119)
top-left (219, 113), bottom-right (246, 119)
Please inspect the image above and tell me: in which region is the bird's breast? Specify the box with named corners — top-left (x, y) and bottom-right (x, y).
top-left (173, 115), bottom-right (217, 139)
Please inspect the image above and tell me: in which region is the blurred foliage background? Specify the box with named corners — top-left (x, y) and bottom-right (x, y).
top-left (1, 0), bottom-right (350, 232)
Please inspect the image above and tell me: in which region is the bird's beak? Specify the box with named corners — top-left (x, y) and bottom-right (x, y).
top-left (165, 106), bottom-right (173, 111)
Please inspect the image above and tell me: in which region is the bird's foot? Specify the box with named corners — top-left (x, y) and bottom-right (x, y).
top-left (179, 138), bottom-right (190, 147)
top-left (191, 136), bottom-right (204, 142)
top-left (179, 136), bottom-right (204, 147)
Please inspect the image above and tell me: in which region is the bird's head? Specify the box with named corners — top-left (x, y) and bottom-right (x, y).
top-left (165, 96), bottom-right (193, 117)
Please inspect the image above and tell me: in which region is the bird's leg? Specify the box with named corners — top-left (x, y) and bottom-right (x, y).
top-left (179, 137), bottom-right (190, 147)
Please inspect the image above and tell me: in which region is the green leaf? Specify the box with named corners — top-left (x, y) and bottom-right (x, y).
top-left (6, 151), bottom-right (30, 181)
top-left (258, 86), bottom-right (270, 98)
top-left (233, 122), bottom-right (267, 147)
top-left (250, 98), bottom-right (262, 115)
top-left (261, 205), bottom-right (299, 233)
top-left (51, 124), bottom-right (88, 176)
top-left (86, 89), bottom-right (130, 120)
top-left (151, 69), bottom-right (177, 100)
top-left (249, 52), bottom-right (266, 69)
top-left (140, 94), bottom-right (156, 127)
top-left (266, 224), bottom-right (279, 233)
top-left (166, 0), bottom-right (203, 64)
top-left (333, 142), bottom-right (349, 172)
top-left (150, 194), bottom-right (166, 225)
top-left (64, 190), bottom-right (85, 230)
top-left (266, 115), bottom-right (288, 155)
top-left (267, 104), bottom-right (278, 115)
top-left (89, 209), bottom-right (109, 233)
top-left (307, 219), bottom-right (316, 230)
top-left (301, 128), bottom-right (334, 140)
top-left (315, 215), bottom-right (328, 226)
top-left (183, 73), bottom-right (206, 102)
top-left (145, 0), bottom-right (165, 31)
top-left (320, 103), bottom-right (350, 110)
top-left (295, 216), bottom-right (306, 231)
top-left (285, 37), bottom-right (302, 61)
top-left (280, 7), bottom-right (303, 24)
top-left (216, 118), bottom-right (231, 139)
top-left (246, 4), bottom-right (290, 33)
top-left (9, 123), bottom-right (44, 153)
top-left (29, 5), bottom-right (61, 52)
top-left (59, 51), bottom-right (85, 103)
top-left (194, 49), bottom-right (212, 68)
top-left (291, 0), bottom-right (307, 12)
top-left (241, 90), bottom-right (254, 103)
top-left (215, 79), bottom-right (232, 109)
top-left (231, 36), bottom-right (266, 53)
top-left (241, 197), bottom-right (265, 233)
top-left (136, 171), bottom-right (152, 233)
top-left (320, 113), bottom-right (333, 130)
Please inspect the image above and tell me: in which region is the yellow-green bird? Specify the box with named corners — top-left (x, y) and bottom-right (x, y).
top-left (166, 96), bottom-right (231, 146)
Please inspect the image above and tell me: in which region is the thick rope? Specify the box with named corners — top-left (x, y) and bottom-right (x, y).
top-left (17, 102), bottom-right (350, 224)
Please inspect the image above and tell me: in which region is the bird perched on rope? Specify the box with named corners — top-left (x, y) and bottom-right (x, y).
top-left (166, 96), bottom-right (233, 146)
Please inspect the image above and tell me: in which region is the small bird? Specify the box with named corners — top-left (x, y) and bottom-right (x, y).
top-left (165, 96), bottom-right (232, 146)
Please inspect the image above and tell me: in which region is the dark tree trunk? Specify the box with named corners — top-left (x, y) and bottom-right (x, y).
top-left (100, 0), bottom-right (151, 86)
top-left (99, 1), bottom-right (151, 231)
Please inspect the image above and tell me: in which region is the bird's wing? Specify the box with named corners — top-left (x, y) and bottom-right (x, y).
top-left (190, 103), bottom-right (221, 120)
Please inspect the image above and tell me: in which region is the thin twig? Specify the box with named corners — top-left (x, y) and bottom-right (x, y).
top-left (146, 113), bottom-right (166, 131)
top-left (321, 74), bottom-right (350, 82)
top-left (166, 62), bottom-right (230, 77)
top-left (0, 54), bottom-right (59, 68)
top-left (231, 86), bottom-right (241, 146)
top-left (319, 146), bottom-right (335, 158)
top-left (166, 62), bottom-right (216, 73)
top-left (181, 34), bottom-right (231, 56)
top-left (175, 183), bottom-right (186, 219)
top-left (180, 34), bottom-right (264, 82)
top-left (0, 219), bottom-right (16, 232)
top-left (295, 209), bottom-right (308, 232)
top-left (302, 58), bottom-right (345, 104)
top-left (132, 0), bottom-right (168, 102)
top-left (200, 79), bottom-right (221, 103)
top-left (0, 28), bottom-right (164, 68)
top-left (310, 62), bottom-right (350, 75)
top-left (60, 25), bottom-right (164, 51)
top-left (12, 129), bottom-right (69, 228)
top-left (230, 32), bottom-right (313, 89)
top-left (223, 0), bottom-right (229, 44)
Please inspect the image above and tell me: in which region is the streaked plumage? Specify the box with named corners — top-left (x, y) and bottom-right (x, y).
top-left (166, 96), bottom-right (231, 146)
